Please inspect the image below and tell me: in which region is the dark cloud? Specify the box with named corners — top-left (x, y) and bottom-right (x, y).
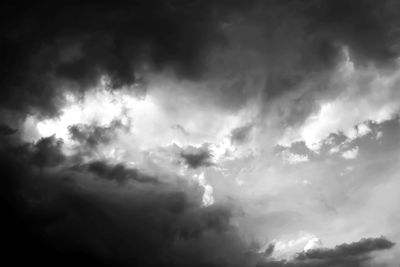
top-left (81, 160), bottom-right (159, 185)
top-left (258, 0), bottom-right (400, 97)
top-left (297, 236), bottom-right (394, 261)
top-left (206, 0), bottom-right (400, 126)
top-left (0, 124), bottom-right (17, 136)
top-left (258, 237), bottom-right (395, 267)
top-left (69, 124), bottom-right (111, 148)
top-left (231, 124), bottom-right (253, 145)
top-left (3, 1), bottom-right (400, 117)
top-left (0, 140), bottom-right (256, 267)
top-left (263, 244), bottom-right (275, 258)
top-left (0, 131), bottom-right (395, 267)
top-left (31, 135), bottom-right (66, 168)
top-left (0, 0), bottom-right (254, 116)
top-left (304, 0), bottom-right (400, 65)
top-left (1, 0), bottom-right (400, 136)
top-left (68, 120), bottom-right (126, 149)
top-left (180, 144), bottom-right (213, 169)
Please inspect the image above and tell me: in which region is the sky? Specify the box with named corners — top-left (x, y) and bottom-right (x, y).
top-left (1, 1), bottom-right (400, 266)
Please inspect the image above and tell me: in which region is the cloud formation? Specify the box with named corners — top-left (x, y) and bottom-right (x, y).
top-left (259, 237), bottom-right (395, 267)
top-left (180, 144), bottom-right (213, 169)
top-left (0, 138), bottom-right (254, 267)
top-left (2, 1), bottom-right (400, 266)
top-left (0, 0), bottom-right (252, 115)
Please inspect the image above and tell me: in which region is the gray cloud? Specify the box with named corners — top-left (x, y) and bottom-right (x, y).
top-left (231, 124), bottom-right (253, 145)
top-left (82, 160), bottom-right (159, 185)
top-left (0, 139), bottom-right (256, 267)
top-left (0, 124), bottom-right (18, 136)
top-left (258, 237), bottom-right (395, 267)
top-left (67, 120), bottom-right (128, 152)
top-left (31, 136), bottom-right (66, 169)
top-left (0, 0), bottom-right (255, 116)
top-left (3, 1), bottom-right (400, 120)
top-left (180, 144), bottom-right (213, 169)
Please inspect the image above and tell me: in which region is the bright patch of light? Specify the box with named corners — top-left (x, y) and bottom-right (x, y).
top-left (268, 232), bottom-right (321, 259)
top-left (299, 102), bottom-right (340, 150)
top-left (195, 172), bottom-right (215, 207)
top-left (21, 75), bottom-right (257, 171)
top-left (24, 86), bottom-right (155, 145)
top-left (209, 138), bottom-right (235, 161)
top-left (342, 146), bottom-right (359, 160)
top-left (304, 237), bottom-right (323, 251)
top-left (281, 151), bottom-right (309, 164)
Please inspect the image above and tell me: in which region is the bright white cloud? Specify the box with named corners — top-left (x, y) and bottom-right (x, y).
top-left (304, 237), bottom-right (323, 252)
top-left (196, 172), bottom-right (215, 207)
top-left (342, 146), bottom-right (359, 160)
top-left (22, 76), bottom-right (259, 164)
top-left (269, 232), bottom-right (321, 259)
top-left (281, 151), bottom-right (309, 164)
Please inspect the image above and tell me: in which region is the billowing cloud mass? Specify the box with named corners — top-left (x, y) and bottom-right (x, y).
top-left (2, 1), bottom-right (400, 266)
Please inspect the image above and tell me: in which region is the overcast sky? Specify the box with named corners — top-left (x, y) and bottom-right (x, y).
top-left (1, 1), bottom-right (400, 266)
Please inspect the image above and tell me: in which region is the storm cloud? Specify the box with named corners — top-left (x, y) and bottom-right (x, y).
top-left (0, 139), bottom-right (255, 267)
top-left (2, 1), bottom-right (400, 117)
top-left (2, 1), bottom-right (400, 266)
top-left (0, 0), bottom-right (252, 116)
